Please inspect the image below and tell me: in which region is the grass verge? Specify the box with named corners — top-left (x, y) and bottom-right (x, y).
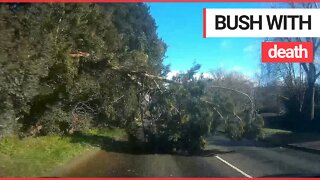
top-left (261, 128), bottom-right (320, 145)
top-left (0, 128), bottom-right (126, 177)
top-left (262, 128), bottom-right (292, 138)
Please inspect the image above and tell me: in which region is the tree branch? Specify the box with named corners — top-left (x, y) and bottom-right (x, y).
top-left (210, 85), bottom-right (255, 116)
top-left (315, 71), bottom-right (320, 79)
top-left (202, 100), bottom-right (224, 119)
top-left (301, 63), bottom-right (309, 73)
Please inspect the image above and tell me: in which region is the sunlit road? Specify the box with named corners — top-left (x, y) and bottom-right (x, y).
top-left (54, 135), bottom-right (320, 177)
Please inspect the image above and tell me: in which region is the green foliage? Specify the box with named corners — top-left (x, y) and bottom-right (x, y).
top-left (144, 66), bottom-right (264, 153)
top-left (205, 70), bottom-right (264, 140)
top-left (224, 116), bottom-right (245, 140)
top-left (0, 3), bottom-right (166, 136)
top-left (0, 128), bottom-right (126, 177)
top-left (0, 3), bottom-right (262, 154)
top-left (146, 65), bottom-right (214, 153)
top-left (0, 135), bottom-right (96, 177)
top-left (243, 113), bottom-right (264, 139)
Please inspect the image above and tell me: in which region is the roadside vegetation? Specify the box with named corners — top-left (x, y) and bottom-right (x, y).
top-left (261, 128), bottom-right (320, 145)
top-left (0, 2), bottom-right (262, 154)
top-left (0, 4), bottom-right (262, 176)
top-left (0, 128), bottom-right (126, 177)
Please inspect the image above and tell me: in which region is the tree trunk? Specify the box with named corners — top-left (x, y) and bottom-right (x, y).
top-left (302, 82), bottom-right (315, 121)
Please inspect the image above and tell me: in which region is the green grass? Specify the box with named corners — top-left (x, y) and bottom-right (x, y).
top-left (261, 128), bottom-right (320, 145)
top-left (262, 128), bottom-right (292, 138)
top-left (0, 128), bottom-right (126, 177)
top-left (260, 128), bottom-right (292, 144)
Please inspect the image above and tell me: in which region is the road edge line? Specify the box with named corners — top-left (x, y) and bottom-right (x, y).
top-left (215, 155), bottom-right (253, 178)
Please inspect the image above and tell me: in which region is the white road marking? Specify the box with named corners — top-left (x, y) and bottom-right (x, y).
top-left (215, 155), bottom-right (253, 178)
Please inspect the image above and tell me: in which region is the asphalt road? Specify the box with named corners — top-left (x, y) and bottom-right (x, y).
top-left (55, 135), bottom-right (320, 177)
top-left (206, 135), bottom-right (320, 177)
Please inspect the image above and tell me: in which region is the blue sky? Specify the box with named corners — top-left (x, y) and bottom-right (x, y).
top-left (147, 3), bottom-right (273, 77)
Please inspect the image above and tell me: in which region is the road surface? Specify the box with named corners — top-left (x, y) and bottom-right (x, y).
top-left (54, 135), bottom-right (320, 177)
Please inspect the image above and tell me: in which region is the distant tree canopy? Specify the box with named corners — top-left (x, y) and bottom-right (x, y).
top-left (0, 3), bottom-right (263, 153)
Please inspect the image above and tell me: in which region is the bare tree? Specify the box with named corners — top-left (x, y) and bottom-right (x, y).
top-left (265, 2), bottom-right (320, 121)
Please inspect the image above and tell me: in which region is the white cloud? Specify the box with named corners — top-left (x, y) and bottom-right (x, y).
top-left (194, 72), bottom-right (213, 79)
top-left (166, 70), bottom-right (179, 80)
top-left (202, 72), bottom-right (213, 79)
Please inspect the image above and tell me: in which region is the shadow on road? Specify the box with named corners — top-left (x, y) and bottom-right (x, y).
top-left (53, 133), bottom-right (238, 177)
top-left (206, 135), bottom-right (277, 148)
top-left (68, 131), bottom-right (150, 154)
top-left (67, 132), bottom-right (231, 157)
top-left (264, 132), bottom-right (320, 145)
